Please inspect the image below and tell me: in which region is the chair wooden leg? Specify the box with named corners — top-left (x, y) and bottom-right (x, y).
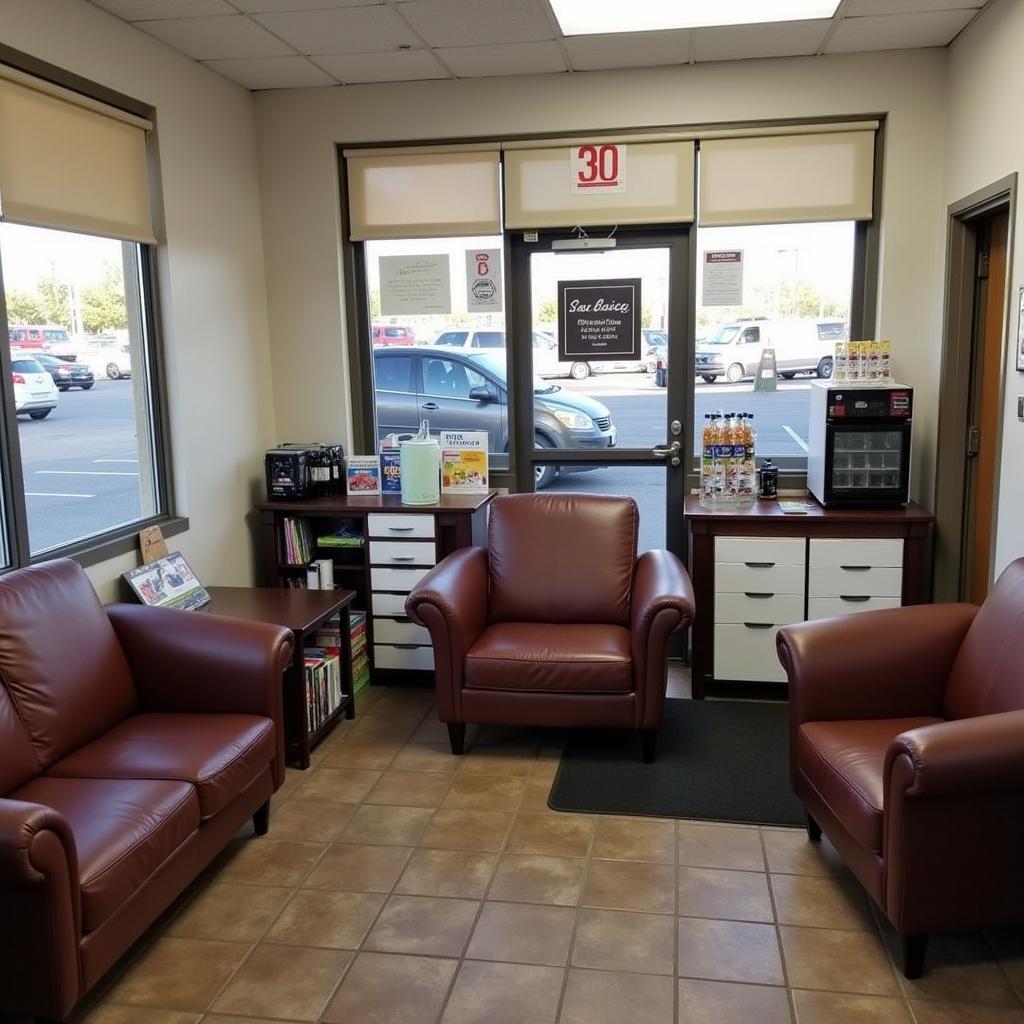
top-left (641, 730), bottom-right (658, 763)
top-left (806, 812), bottom-right (822, 842)
top-left (901, 934), bottom-right (929, 979)
top-left (252, 799), bottom-right (270, 836)
top-left (447, 722), bottom-right (466, 755)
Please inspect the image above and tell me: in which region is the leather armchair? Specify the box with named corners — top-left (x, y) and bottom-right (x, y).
top-left (407, 493), bottom-right (694, 761)
top-left (777, 557), bottom-right (1024, 979)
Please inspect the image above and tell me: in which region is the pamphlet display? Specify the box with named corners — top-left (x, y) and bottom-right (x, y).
top-left (123, 552), bottom-right (210, 610)
top-left (557, 277), bottom-right (641, 363)
top-left (346, 455), bottom-right (381, 495)
top-left (441, 431), bottom-right (489, 493)
top-left (380, 446), bottom-right (402, 493)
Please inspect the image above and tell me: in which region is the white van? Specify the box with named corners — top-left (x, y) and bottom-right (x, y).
top-left (695, 318), bottom-right (847, 384)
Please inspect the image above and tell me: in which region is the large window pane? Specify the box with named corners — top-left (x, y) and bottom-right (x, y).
top-left (1, 222), bottom-right (159, 553)
top-left (693, 222), bottom-right (854, 461)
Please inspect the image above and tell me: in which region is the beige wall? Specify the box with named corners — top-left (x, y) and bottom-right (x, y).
top-left (254, 49), bottom-right (949, 503)
top-left (3, 0), bottom-right (276, 601)
top-left (946, 0), bottom-right (1023, 577)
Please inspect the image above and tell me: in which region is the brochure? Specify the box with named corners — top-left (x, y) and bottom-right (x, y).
top-left (380, 447), bottom-right (402, 493)
top-left (346, 455), bottom-right (381, 495)
top-left (440, 430), bottom-right (489, 493)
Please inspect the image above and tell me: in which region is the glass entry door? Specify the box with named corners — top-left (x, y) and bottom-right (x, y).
top-left (510, 229), bottom-right (691, 557)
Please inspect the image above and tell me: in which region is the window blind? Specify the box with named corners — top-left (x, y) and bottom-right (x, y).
top-left (0, 71), bottom-right (155, 244)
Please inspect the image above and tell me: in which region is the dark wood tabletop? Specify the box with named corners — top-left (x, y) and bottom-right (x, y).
top-left (683, 496), bottom-right (934, 523)
top-left (202, 586), bottom-right (355, 634)
top-left (256, 492), bottom-right (497, 514)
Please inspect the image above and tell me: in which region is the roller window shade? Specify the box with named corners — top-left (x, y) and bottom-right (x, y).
top-left (347, 151), bottom-right (501, 241)
top-left (699, 130), bottom-right (875, 227)
top-left (504, 140), bottom-right (695, 230)
top-left (0, 75), bottom-right (155, 244)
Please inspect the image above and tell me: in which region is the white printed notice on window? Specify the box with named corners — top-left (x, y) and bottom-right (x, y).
top-left (379, 254), bottom-right (451, 315)
top-left (465, 248), bottom-right (503, 312)
top-left (702, 250), bottom-right (744, 306)
top-left (570, 143), bottom-right (626, 194)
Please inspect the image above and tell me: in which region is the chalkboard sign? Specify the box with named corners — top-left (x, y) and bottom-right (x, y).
top-left (558, 278), bottom-right (641, 362)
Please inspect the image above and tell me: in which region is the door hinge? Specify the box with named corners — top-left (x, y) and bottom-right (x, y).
top-left (967, 425), bottom-right (981, 457)
top-left (977, 250), bottom-right (990, 279)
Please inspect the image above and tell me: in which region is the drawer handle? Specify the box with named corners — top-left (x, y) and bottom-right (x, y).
top-left (839, 594), bottom-right (872, 603)
top-left (391, 643), bottom-right (421, 650)
top-left (743, 622), bottom-right (775, 629)
top-left (744, 561), bottom-right (775, 569)
top-left (743, 592), bottom-right (774, 599)
top-left (388, 526), bottom-right (415, 532)
top-left (839, 565), bottom-right (871, 572)
top-left (390, 556), bottom-right (417, 562)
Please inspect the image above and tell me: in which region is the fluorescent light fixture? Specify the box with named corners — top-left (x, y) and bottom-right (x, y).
top-left (549, 0), bottom-right (840, 35)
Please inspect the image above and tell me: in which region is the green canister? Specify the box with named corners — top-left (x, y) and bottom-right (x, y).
top-left (400, 422), bottom-right (440, 505)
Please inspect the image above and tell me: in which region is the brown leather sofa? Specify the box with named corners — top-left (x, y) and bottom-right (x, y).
top-left (406, 493), bottom-right (694, 761)
top-left (0, 559), bottom-right (293, 1022)
top-left (777, 556), bottom-right (1024, 979)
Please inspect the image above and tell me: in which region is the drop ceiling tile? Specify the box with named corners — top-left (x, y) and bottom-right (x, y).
top-left (694, 18), bottom-right (832, 61)
top-left (397, 0), bottom-right (554, 47)
top-left (254, 6), bottom-right (419, 55)
top-left (89, 0), bottom-right (234, 19)
top-left (232, 0), bottom-right (380, 11)
top-left (203, 55), bottom-right (336, 88)
top-left (564, 29), bottom-right (690, 71)
top-left (436, 40), bottom-right (566, 78)
top-left (826, 8), bottom-right (977, 52)
top-left (314, 48), bottom-right (448, 83)
top-left (844, 0), bottom-right (981, 14)
top-left (138, 14), bottom-right (294, 58)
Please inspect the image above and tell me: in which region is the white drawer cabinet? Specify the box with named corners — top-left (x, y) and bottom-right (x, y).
top-left (373, 617), bottom-right (431, 645)
top-left (714, 624), bottom-right (788, 683)
top-left (371, 566), bottom-right (432, 593)
top-left (808, 596), bottom-right (901, 620)
top-left (369, 540), bottom-right (437, 566)
top-left (367, 513), bottom-right (435, 539)
top-left (715, 562), bottom-right (806, 596)
top-left (809, 538), bottom-right (904, 568)
top-left (374, 644), bottom-right (435, 671)
top-left (808, 565), bottom-right (903, 599)
top-left (715, 592), bottom-right (805, 626)
top-left (715, 536), bottom-right (806, 566)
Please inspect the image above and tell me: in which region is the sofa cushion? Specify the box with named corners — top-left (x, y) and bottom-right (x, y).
top-left (0, 559), bottom-right (137, 769)
top-left (46, 713), bottom-right (274, 820)
top-left (798, 717), bottom-right (943, 852)
top-left (465, 623), bottom-right (633, 693)
top-left (12, 775), bottom-right (198, 932)
top-left (0, 686), bottom-right (40, 795)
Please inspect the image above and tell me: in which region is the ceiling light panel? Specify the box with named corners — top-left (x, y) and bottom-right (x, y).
top-left (550, 0), bottom-right (840, 35)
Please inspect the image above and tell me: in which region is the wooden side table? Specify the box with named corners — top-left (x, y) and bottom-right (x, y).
top-left (203, 586), bottom-right (356, 769)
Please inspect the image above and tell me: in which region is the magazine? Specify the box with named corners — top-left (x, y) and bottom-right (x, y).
top-left (380, 447), bottom-right (401, 493)
top-left (346, 455), bottom-right (381, 495)
top-left (440, 430), bottom-right (489, 493)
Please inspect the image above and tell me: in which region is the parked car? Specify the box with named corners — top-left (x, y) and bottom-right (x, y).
top-left (433, 328), bottom-right (507, 349)
top-left (7, 324), bottom-right (71, 351)
top-left (642, 329), bottom-right (668, 374)
top-left (33, 353), bottom-right (95, 391)
top-left (11, 357), bottom-right (58, 419)
top-left (535, 328), bottom-right (658, 380)
top-left (373, 345), bottom-right (616, 488)
top-left (694, 317), bottom-right (846, 384)
top-left (84, 343), bottom-right (132, 379)
top-left (372, 324), bottom-right (416, 346)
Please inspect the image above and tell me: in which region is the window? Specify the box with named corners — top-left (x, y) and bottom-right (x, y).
top-left (422, 356), bottom-right (489, 399)
top-left (470, 332), bottom-right (505, 349)
top-left (374, 352), bottom-right (413, 392)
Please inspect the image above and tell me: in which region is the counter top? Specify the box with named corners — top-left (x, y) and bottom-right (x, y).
top-left (684, 496), bottom-right (934, 523)
top-left (257, 491), bottom-right (497, 514)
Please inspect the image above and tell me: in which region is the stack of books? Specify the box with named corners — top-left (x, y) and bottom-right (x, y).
top-left (317, 521), bottom-right (363, 548)
top-left (281, 517), bottom-right (313, 565)
top-left (303, 647), bottom-right (342, 732)
top-left (350, 610), bottom-right (369, 695)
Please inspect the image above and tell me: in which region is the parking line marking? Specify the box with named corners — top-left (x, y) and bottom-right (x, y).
top-left (36, 470), bottom-right (140, 477)
top-left (783, 425), bottom-right (809, 453)
top-left (25, 491), bottom-right (96, 498)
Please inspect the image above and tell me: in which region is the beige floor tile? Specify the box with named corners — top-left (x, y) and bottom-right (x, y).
top-left (896, 933), bottom-right (1021, 1008)
top-left (80, 1008), bottom-right (202, 1024)
top-left (210, 943), bottom-right (352, 1021)
top-left (678, 823), bottom-right (766, 871)
top-left (762, 828), bottom-right (849, 877)
top-left (986, 926), bottom-right (1024, 997)
top-left (350, 714), bottom-right (425, 744)
top-left (458, 745), bottom-right (539, 778)
top-left (520, 775), bottom-right (557, 812)
top-left (466, 901), bottom-right (576, 966)
top-left (267, 799), bottom-right (358, 842)
top-left (488, 854), bottom-right (586, 906)
top-left (411, 717), bottom-right (453, 744)
top-left (780, 926), bottom-right (899, 996)
top-left (441, 774), bottom-right (526, 811)
top-left (364, 895), bottom-right (480, 957)
top-left (365, 769), bottom-right (454, 808)
top-left (204, 1018), bottom-right (295, 1024)
top-left (265, 889), bottom-right (384, 948)
top-left (290, 767), bottom-right (382, 803)
top-left (792, 989), bottom-right (911, 1023)
top-left (560, 968), bottom-right (675, 1024)
top-left (591, 816), bottom-right (676, 864)
top-left (572, 908), bottom-right (675, 975)
top-left (441, 960), bottom-right (563, 1024)
top-left (321, 737), bottom-right (402, 770)
top-left (678, 978), bottom-right (792, 1024)
top-left (166, 882), bottom-right (291, 942)
top-left (505, 812), bottom-right (592, 857)
top-left (215, 839), bottom-right (323, 887)
top-left (392, 742), bottom-right (461, 773)
top-left (302, 842), bottom-right (413, 893)
top-left (678, 918), bottom-right (785, 986)
top-left (322, 951), bottom-right (458, 1024)
top-left (395, 848), bottom-right (499, 899)
top-left (678, 866), bottom-right (774, 923)
top-left (105, 937), bottom-right (251, 1012)
top-left (771, 873), bottom-right (874, 930)
top-left (420, 809), bottom-right (513, 852)
top-left (908, 1001), bottom-right (1024, 1023)
top-left (339, 804), bottom-right (433, 845)
top-left (582, 859), bottom-right (676, 914)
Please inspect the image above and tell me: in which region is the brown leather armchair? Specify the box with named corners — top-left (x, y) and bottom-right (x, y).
top-left (406, 493), bottom-right (694, 762)
top-left (777, 557), bottom-right (1024, 979)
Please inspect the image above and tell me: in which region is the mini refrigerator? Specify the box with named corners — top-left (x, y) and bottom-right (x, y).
top-left (807, 381), bottom-right (912, 507)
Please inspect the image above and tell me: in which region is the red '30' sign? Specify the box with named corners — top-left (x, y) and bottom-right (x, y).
top-left (571, 144), bottom-right (626, 193)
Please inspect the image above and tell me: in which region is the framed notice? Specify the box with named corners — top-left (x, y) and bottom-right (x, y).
top-left (702, 250), bottom-right (743, 306)
top-left (123, 552), bottom-right (210, 611)
top-left (379, 254), bottom-right (451, 316)
top-left (557, 278), bottom-right (641, 362)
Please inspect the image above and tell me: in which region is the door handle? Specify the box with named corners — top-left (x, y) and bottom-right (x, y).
top-left (651, 440), bottom-right (681, 459)
top-left (422, 402), bottom-right (439, 411)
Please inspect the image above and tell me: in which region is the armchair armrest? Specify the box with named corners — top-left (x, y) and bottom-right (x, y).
top-left (777, 603), bottom-right (977, 725)
top-left (406, 547), bottom-right (489, 722)
top-left (0, 799), bottom-right (81, 1019)
top-left (630, 549), bottom-right (694, 729)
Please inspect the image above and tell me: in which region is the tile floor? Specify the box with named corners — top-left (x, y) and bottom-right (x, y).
top-left (71, 682), bottom-right (1024, 1024)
